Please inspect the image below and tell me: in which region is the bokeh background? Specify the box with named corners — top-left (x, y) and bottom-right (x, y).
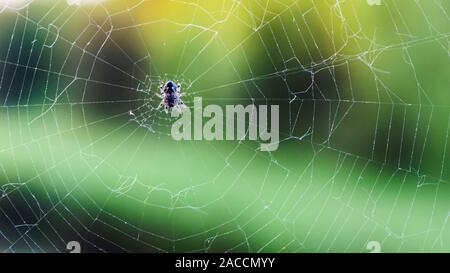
top-left (0, 0), bottom-right (449, 252)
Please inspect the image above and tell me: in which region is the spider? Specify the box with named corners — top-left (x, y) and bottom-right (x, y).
top-left (158, 80), bottom-right (184, 113)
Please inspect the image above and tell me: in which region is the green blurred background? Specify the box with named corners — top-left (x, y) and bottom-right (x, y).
top-left (0, 0), bottom-right (449, 252)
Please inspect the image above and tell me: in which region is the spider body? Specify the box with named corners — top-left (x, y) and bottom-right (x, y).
top-left (159, 80), bottom-right (184, 112)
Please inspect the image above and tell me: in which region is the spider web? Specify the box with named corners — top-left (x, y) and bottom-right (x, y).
top-left (0, 0), bottom-right (449, 253)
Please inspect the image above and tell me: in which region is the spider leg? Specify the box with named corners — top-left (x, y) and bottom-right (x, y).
top-left (157, 99), bottom-right (164, 110)
top-left (176, 101), bottom-right (187, 113)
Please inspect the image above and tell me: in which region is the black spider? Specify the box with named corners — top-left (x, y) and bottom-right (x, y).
top-left (158, 80), bottom-right (184, 113)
